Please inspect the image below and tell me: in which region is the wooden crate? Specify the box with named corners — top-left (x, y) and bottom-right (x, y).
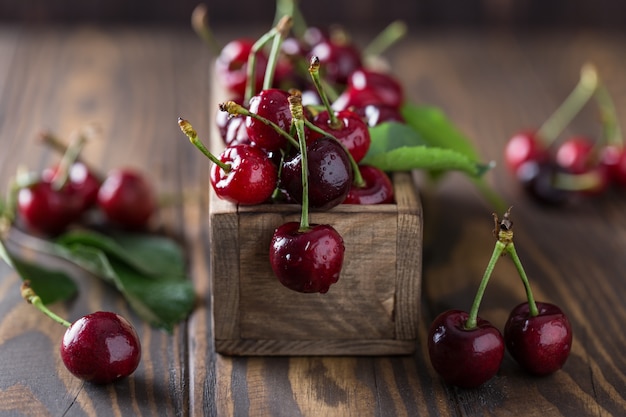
top-left (208, 83), bottom-right (423, 356)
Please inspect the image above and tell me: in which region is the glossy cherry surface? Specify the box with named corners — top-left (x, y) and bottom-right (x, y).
top-left (335, 69), bottom-right (404, 110)
top-left (428, 309), bottom-right (505, 388)
top-left (280, 137), bottom-right (353, 209)
top-left (310, 109), bottom-right (371, 163)
top-left (43, 162), bottom-right (102, 211)
top-left (97, 168), bottom-right (156, 229)
top-left (210, 144), bottom-right (278, 205)
top-left (555, 136), bottom-right (596, 173)
top-left (516, 161), bottom-right (571, 206)
top-left (504, 131), bottom-right (548, 174)
top-left (245, 88), bottom-right (292, 152)
top-left (600, 145), bottom-right (626, 187)
top-left (308, 39), bottom-right (362, 85)
top-left (343, 165), bottom-right (394, 204)
top-left (60, 311), bottom-right (141, 384)
top-left (269, 222), bottom-right (345, 294)
top-left (215, 38), bottom-right (267, 97)
top-left (504, 302), bottom-right (572, 376)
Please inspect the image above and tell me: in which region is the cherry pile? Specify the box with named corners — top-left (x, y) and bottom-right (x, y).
top-left (12, 128), bottom-right (157, 236)
top-left (21, 281), bottom-right (141, 384)
top-left (505, 63), bottom-right (626, 206)
top-left (428, 209), bottom-right (572, 388)
top-left (181, 12), bottom-right (409, 293)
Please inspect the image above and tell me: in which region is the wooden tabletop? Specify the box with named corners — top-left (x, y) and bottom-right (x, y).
top-left (1, 24), bottom-right (625, 416)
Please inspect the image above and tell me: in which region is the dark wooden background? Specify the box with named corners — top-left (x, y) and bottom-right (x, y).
top-left (1, 0), bottom-right (626, 30)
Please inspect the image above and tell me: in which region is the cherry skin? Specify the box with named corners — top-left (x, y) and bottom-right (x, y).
top-left (308, 38), bottom-right (362, 85)
top-left (210, 144), bottom-right (278, 205)
top-left (17, 180), bottom-right (82, 236)
top-left (516, 160), bottom-right (571, 206)
top-left (245, 88), bottom-right (292, 152)
top-left (343, 165), bottom-right (394, 205)
top-left (333, 69), bottom-right (405, 110)
top-left (215, 38), bottom-right (268, 97)
top-left (352, 103), bottom-right (405, 127)
top-left (280, 137), bottom-right (353, 210)
top-left (600, 145), bottom-right (626, 187)
top-left (555, 136), bottom-right (595, 174)
top-left (269, 222), bottom-right (345, 294)
top-left (504, 302), bottom-right (572, 376)
top-left (43, 162), bottom-right (102, 211)
top-left (310, 109), bottom-right (371, 163)
top-left (60, 311), bottom-right (141, 384)
top-left (428, 309), bottom-right (505, 388)
top-left (504, 131), bottom-right (548, 174)
top-left (97, 168), bottom-right (156, 229)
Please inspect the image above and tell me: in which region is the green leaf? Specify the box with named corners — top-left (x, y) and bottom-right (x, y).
top-left (400, 103), bottom-right (480, 160)
top-left (362, 145), bottom-right (492, 177)
top-left (366, 121), bottom-right (428, 158)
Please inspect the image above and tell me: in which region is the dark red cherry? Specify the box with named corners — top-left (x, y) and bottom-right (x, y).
top-left (428, 309), bottom-right (505, 388)
top-left (97, 169), bottom-right (156, 229)
top-left (343, 165), bottom-right (394, 204)
top-left (555, 136), bottom-right (596, 174)
top-left (504, 302), bottom-right (572, 376)
top-left (336, 69), bottom-right (404, 110)
top-left (600, 145), bottom-right (626, 187)
top-left (280, 137), bottom-right (353, 210)
top-left (269, 222), bottom-right (345, 294)
top-left (17, 180), bottom-right (82, 236)
top-left (516, 161), bottom-right (572, 206)
top-left (308, 39), bottom-right (362, 85)
top-left (504, 131), bottom-right (548, 174)
top-left (43, 162), bottom-right (101, 211)
top-left (245, 88), bottom-right (292, 152)
top-left (215, 38), bottom-right (268, 97)
top-left (352, 103), bottom-right (405, 127)
top-left (210, 144), bottom-right (278, 205)
top-left (60, 311), bottom-right (141, 384)
top-left (310, 109), bottom-right (371, 163)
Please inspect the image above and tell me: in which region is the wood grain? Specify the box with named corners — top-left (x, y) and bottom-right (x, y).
top-left (0, 24), bottom-right (626, 417)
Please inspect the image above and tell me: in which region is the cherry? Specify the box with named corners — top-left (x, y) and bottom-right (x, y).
top-left (307, 37), bottom-right (362, 86)
top-left (504, 301), bottom-right (572, 376)
top-left (310, 109), bottom-right (371, 163)
top-left (61, 311), bottom-right (142, 384)
top-left (428, 310), bottom-right (505, 388)
top-left (280, 136), bottom-right (353, 210)
top-left (504, 131), bottom-right (548, 174)
top-left (17, 179), bottom-right (82, 236)
top-left (20, 282), bottom-right (141, 385)
top-left (270, 222), bottom-right (344, 293)
top-left (245, 88), bottom-right (293, 152)
top-left (215, 38), bottom-right (268, 97)
top-left (600, 145), bottom-right (626, 187)
top-left (555, 136), bottom-right (596, 174)
top-left (352, 103), bottom-right (405, 127)
top-left (343, 165), bottom-right (394, 204)
top-left (333, 69), bottom-right (405, 111)
top-left (43, 162), bottom-right (101, 211)
top-left (97, 168), bottom-right (156, 229)
top-left (210, 144), bottom-right (278, 205)
top-left (516, 161), bottom-right (572, 206)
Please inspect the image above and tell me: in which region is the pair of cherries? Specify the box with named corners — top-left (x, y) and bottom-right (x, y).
top-left (428, 210), bottom-right (572, 388)
top-left (16, 132), bottom-right (156, 236)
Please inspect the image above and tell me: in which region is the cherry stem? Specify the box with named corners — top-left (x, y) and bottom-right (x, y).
top-left (505, 243), bottom-right (539, 317)
top-left (289, 94), bottom-right (310, 231)
top-left (20, 281), bottom-right (71, 328)
top-left (554, 169), bottom-right (604, 191)
top-left (362, 20), bottom-right (407, 58)
top-left (274, 0), bottom-right (307, 38)
top-left (594, 82), bottom-right (623, 148)
top-left (38, 130), bottom-right (103, 181)
top-left (308, 56), bottom-right (341, 129)
top-left (245, 22), bottom-right (284, 103)
top-left (219, 101), bottom-right (300, 148)
top-left (51, 130), bottom-right (89, 191)
top-left (177, 117), bottom-right (231, 172)
top-left (191, 3), bottom-right (221, 54)
top-left (537, 63), bottom-right (598, 146)
top-left (465, 239), bottom-right (505, 330)
top-left (263, 15), bottom-right (292, 90)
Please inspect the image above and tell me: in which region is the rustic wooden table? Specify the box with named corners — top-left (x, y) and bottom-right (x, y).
top-left (0, 24), bottom-right (625, 417)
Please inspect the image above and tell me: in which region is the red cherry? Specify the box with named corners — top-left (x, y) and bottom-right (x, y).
top-left (600, 145), bottom-right (626, 187)
top-left (308, 39), bottom-right (362, 85)
top-left (60, 311), bottom-right (141, 384)
top-left (245, 88), bottom-right (292, 152)
top-left (97, 169), bottom-right (156, 229)
top-left (504, 302), bottom-right (572, 376)
top-left (215, 38), bottom-right (268, 97)
top-left (555, 136), bottom-right (596, 173)
top-left (428, 309), bottom-right (505, 388)
top-left (334, 69), bottom-right (404, 110)
top-left (17, 180), bottom-right (82, 236)
top-left (352, 103), bottom-right (405, 127)
top-left (310, 109), bottom-right (371, 163)
top-left (210, 144), bottom-right (278, 205)
top-left (43, 162), bottom-right (101, 211)
top-left (343, 165), bottom-right (394, 204)
top-left (504, 131), bottom-right (548, 174)
top-left (269, 222), bottom-right (345, 294)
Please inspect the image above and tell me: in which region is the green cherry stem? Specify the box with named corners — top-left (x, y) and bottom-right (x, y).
top-left (505, 242), bottom-right (539, 317)
top-left (191, 3), bottom-right (221, 54)
top-left (263, 15), bottom-right (292, 90)
top-left (219, 101), bottom-right (300, 148)
top-left (537, 63), bottom-right (598, 146)
top-left (51, 129), bottom-right (90, 192)
top-left (362, 20), bottom-right (407, 58)
top-left (289, 94), bottom-right (310, 231)
top-left (21, 281), bottom-right (71, 328)
top-left (465, 239), bottom-right (505, 330)
top-left (245, 21), bottom-right (284, 103)
top-left (594, 82), bottom-right (623, 149)
top-left (38, 130), bottom-right (103, 180)
top-left (177, 117), bottom-right (231, 172)
top-left (308, 56), bottom-right (341, 129)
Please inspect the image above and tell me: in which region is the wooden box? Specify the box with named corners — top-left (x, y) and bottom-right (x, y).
top-left (208, 84), bottom-right (423, 356)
